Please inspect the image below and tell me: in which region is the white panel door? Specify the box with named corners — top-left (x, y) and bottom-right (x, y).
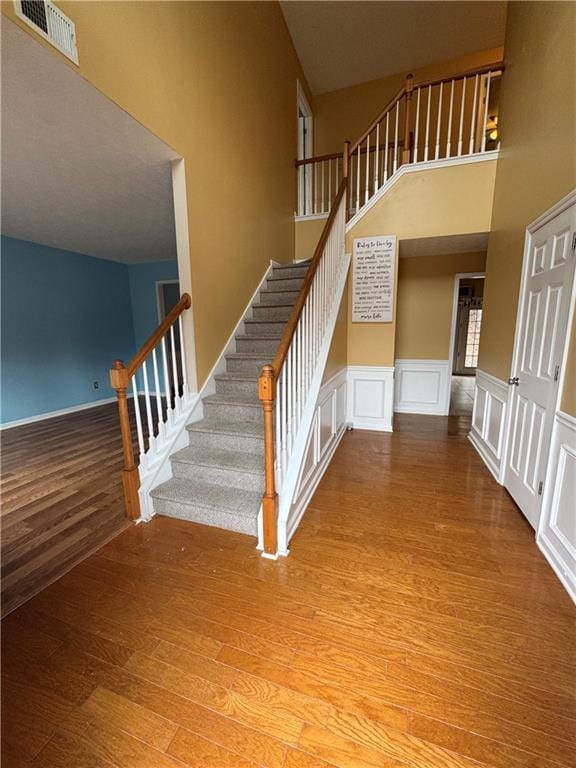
top-left (505, 203), bottom-right (576, 528)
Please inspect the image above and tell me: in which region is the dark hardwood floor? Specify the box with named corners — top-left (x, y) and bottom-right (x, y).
top-left (1, 402), bottom-right (130, 616)
top-left (2, 411), bottom-right (574, 767)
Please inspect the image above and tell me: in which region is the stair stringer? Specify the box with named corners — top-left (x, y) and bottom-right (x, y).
top-left (257, 254), bottom-right (351, 555)
top-left (138, 259), bottom-right (280, 521)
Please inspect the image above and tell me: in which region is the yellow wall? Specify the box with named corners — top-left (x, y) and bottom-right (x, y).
top-left (322, 276), bottom-right (349, 382)
top-left (345, 160), bottom-right (497, 366)
top-left (2, 2), bottom-right (312, 386)
top-left (395, 252), bottom-right (486, 360)
top-left (477, 2), bottom-right (576, 417)
top-left (295, 218), bottom-right (326, 262)
top-left (314, 48), bottom-right (503, 156)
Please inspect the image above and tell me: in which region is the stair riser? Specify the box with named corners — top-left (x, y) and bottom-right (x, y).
top-left (153, 498), bottom-right (258, 536)
top-left (226, 357), bottom-right (271, 375)
top-left (215, 378), bottom-right (258, 397)
top-left (187, 428), bottom-right (264, 454)
top-left (236, 337), bottom-right (279, 354)
top-left (245, 321), bottom-right (286, 337)
top-left (258, 290), bottom-right (300, 306)
top-left (266, 277), bottom-right (304, 291)
top-left (272, 266), bottom-right (308, 279)
top-left (203, 400), bottom-right (262, 424)
top-left (171, 460), bottom-right (265, 492)
top-left (252, 305), bottom-right (293, 321)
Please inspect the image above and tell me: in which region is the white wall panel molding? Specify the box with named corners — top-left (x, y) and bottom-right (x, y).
top-left (538, 410), bottom-right (576, 603)
top-left (394, 359), bottom-right (450, 416)
top-left (469, 369), bottom-right (509, 482)
top-left (347, 366), bottom-right (394, 432)
top-left (281, 368), bottom-right (348, 552)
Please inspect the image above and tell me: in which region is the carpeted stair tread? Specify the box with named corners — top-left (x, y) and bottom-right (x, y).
top-left (151, 478), bottom-right (260, 517)
top-left (187, 418), bottom-right (264, 438)
top-left (171, 446), bottom-right (264, 474)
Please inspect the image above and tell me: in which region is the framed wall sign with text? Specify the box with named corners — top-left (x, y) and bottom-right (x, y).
top-left (352, 235), bottom-right (397, 322)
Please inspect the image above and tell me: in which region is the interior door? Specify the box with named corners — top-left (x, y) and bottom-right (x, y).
top-left (505, 203), bottom-right (576, 528)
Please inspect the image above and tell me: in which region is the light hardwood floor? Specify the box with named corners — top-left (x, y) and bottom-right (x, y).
top-left (2, 413), bottom-right (575, 767)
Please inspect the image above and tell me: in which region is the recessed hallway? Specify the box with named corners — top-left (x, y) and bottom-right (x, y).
top-left (2, 414), bottom-right (575, 768)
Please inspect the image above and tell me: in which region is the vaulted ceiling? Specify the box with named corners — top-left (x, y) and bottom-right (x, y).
top-left (280, 1), bottom-right (507, 94)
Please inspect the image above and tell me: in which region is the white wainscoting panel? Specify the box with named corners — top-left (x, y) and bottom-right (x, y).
top-left (283, 368), bottom-right (348, 550)
top-left (538, 411), bottom-right (576, 603)
top-left (394, 359), bottom-right (450, 415)
top-left (347, 366), bottom-right (394, 431)
top-left (469, 369), bottom-right (509, 482)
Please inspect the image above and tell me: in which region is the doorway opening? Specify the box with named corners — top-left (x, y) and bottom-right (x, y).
top-left (449, 273), bottom-right (485, 418)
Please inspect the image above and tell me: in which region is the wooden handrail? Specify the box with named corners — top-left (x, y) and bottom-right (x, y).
top-left (259, 143), bottom-right (350, 556)
top-left (271, 179), bottom-right (347, 377)
top-left (110, 292), bottom-right (192, 521)
top-left (125, 293), bottom-right (191, 378)
top-left (350, 84), bottom-right (406, 154)
top-left (300, 140), bottom-right (405, 169)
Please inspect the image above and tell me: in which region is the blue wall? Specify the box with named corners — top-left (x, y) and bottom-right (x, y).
top-left (1, 236), bottom-right (177, 425)
top-left (128, 260), bottom-right (179, 349)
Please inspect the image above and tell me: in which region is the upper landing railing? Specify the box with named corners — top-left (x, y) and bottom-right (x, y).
top-left (296, 62), bottom-right (504, 219)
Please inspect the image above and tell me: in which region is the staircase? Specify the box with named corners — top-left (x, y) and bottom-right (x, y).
top-left (149, 261), bottom-right (310, 535)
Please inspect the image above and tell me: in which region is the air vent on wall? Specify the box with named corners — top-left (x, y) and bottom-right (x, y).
top-left (14, 0), bottom-right (78, 64)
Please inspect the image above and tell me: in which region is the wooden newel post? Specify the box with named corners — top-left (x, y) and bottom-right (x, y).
top-left (110, 359), bottom-right (141, 521)
top-left (258, 364), bottom-right (278, 556)
top-left (402, 74), bottom-right (414, 165)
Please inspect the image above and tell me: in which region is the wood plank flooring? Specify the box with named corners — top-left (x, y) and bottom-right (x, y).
top-left (1, 403), bottom-right (131, 616)
top-left (2, 413), bottom-right (575, 767)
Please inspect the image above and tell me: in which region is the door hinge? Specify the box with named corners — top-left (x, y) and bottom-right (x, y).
top-left (538, 481), bottom-right (544, 496)
top-left (572, 232), bottom-right (576, 253)
top-left (554, 364), bottom-right (560, 382)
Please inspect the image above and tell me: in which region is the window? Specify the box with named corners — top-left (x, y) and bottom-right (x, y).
top-left (465, 308), bottom-right (482, 368)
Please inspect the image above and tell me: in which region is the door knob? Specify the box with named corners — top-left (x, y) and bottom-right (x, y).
top-left (508, 377), bottom-right (520, 386)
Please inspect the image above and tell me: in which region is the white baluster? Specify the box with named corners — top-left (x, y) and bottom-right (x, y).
top-left (321, 161), bottom-right (325, 213)
top-left (161, 335), bottom-right (172, 424)
top-left (384, 112), bottom-right (390, 181)
top-left (178, 315), bottom-right (188, 394)
top-left (152, 347), bottom-right (163, 438)
top-left (393, 101), bottom-right (399, 173)
top-left (424, 85), bottom-right (431, 161)
top-left (365, 133), bottom-right (370, 204)
top-left (280, 365), bottom-right (287, 476)
top-left (446, 79), bottom-right (455, 157)
top-left (328, 159), bottom-right (332, 209)
top-left (435, 82), bottom-right (443, 160)
top-left (141, 359), bottom-right (154, 449)
top-left (131, 376), bottom-right (145, 457)
top-left (481, 72), bottom-right (492, 152)
top-left (469, 74), bottom-right (479, 154)
top-left (355, 145), bottom-right (361, 212)
top-left (458, 77), bottom-right (467, 156)
top-left (374, 121), bottom-right (380, 190)
top-left (169, 325), bottom-right (179, 415)
top-left (414, 88), bottom-right (420, 163)
top-left (275, 381), bottom-right (281, 485)
top-left (314, 162), bottom-right (318, 214)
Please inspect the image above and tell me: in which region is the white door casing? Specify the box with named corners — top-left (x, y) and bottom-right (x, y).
top-left (505, 199), bottom-right (576, 529)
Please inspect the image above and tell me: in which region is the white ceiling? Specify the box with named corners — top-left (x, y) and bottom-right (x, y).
top-left (399, 232), bottom-right (489, 258)
top-left (281, 1), bottom-right (507, 94)
top-left (1, 20), bottom-right (179, 264)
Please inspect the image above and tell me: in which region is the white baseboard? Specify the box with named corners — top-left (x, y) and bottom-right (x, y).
top-left (394, 359), bottom-right (450, 415)
top-left (537, 410), bottom-right (576, 604)
top-left (469, 369), bottom-right (509, 483)
top-left (347, 366), bottom-right (394, 432)
top-left (0, 396), bottom-right (119, 430)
